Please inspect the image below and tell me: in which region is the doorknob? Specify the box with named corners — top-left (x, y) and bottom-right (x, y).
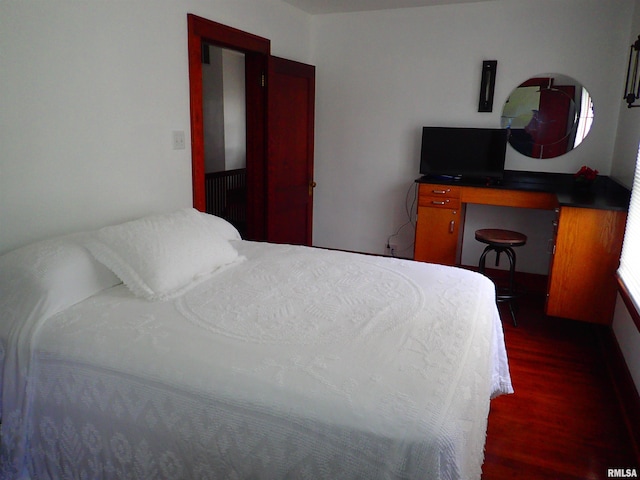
top-left (309, 181), bottom-right (317, 196)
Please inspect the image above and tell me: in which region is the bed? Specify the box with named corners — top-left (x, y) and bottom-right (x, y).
top-left (0, 208), bottom-right (513, 479)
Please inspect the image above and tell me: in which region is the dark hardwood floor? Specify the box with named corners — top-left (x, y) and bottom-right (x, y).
top-left (482, 291), bottom-right (639, 479)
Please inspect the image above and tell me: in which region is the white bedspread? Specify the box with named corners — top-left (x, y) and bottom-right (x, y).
top-left (1, 240), bottom-right (512, 479)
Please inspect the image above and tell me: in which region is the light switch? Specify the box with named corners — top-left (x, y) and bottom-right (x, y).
top-left (172, 130), bottom-right (186, 150)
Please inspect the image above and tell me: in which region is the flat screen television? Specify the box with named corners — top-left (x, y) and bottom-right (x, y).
top-left (419, 126), bottom-right (508, 181)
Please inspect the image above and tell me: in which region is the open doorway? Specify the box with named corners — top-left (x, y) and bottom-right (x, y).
top-left (202, 43), bottom-right (247, 237)
top-left (188, 15), bottom-right (315, 246)
top-left (187, 14), bottom-right (269, 241)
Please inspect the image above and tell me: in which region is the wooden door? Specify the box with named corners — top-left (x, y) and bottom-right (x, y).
top-left (266, 56), bottom-right (315, 246)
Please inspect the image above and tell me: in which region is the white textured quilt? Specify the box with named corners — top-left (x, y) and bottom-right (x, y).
top-left (1, 240), bottom-right (512, 479)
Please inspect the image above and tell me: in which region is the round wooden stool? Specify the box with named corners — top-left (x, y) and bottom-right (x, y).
top-left (475, 228), bottom-right (527, 326)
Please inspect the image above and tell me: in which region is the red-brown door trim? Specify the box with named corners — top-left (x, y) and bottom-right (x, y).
top-left (187, 14), bottom-right (270, 240)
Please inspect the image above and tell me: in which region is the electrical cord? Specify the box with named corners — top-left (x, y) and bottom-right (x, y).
top-left (386, 182), bottom-right (418, 257)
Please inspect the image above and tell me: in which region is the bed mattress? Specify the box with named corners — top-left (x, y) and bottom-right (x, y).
top-left (0, 239), bottom-right (512, 479)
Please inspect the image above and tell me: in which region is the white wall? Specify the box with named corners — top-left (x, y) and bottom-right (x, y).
top-left (0, 0), bottom-right (311, 255)
top-left (222, 49), bottom-right (247, 171)
top-left (203, 46), bottom-right (225, 173)
top-left (310, 0), bottom-right (634, 268)
top-left (611, 0), bottom-right (640, 397)
top-left (203, 47), bottom-right (247, 173)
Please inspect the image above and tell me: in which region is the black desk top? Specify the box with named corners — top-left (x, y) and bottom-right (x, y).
top-left (416, 170), bottom-right (631, 212)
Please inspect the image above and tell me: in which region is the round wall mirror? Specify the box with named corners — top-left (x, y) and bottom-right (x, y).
top-left (500, 74), bottom-right (594, 159)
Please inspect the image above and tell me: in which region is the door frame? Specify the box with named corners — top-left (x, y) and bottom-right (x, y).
top-left (187, 14), bottom-right (270, 240)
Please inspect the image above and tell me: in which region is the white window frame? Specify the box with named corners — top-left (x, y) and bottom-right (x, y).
top-left (618, 144), bottom-right (640, 330)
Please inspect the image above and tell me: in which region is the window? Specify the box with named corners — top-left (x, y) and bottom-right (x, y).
top-left (574, 87), bottom-right (594, 148)
top-left (618, 142), bottom-right (640, 322)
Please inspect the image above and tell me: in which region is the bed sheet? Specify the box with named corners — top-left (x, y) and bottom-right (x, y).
top-left (1, 240), bottom-right (512, 479)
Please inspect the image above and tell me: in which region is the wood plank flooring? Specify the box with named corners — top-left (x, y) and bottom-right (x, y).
top-left (482, 291), bottom-right (639, 479)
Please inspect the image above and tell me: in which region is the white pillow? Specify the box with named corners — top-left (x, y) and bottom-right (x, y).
top-left (86, 209), bottom-right (240, 300)
top-left (199, 211), bottom-right (242, 241)
top-left (0, 232), bottom-right (122, 337)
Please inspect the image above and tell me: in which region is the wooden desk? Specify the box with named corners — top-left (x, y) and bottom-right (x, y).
top-left (414, 171), bottom-right (630, 325)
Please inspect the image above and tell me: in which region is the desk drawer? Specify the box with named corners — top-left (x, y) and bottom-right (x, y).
top-left (421, 197), bottom-right (461, 209)
top-left (419, 184), bottom-right (461, 205)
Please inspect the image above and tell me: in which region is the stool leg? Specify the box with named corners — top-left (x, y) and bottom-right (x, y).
top-left (508, 301), bottom-right (518, 327)
top-left (504, 247), bottom-right (517, 327)
top-left (479, 246), bottom-right (492, 274)
top-left (478, 244), bottom-right (519, 326)
top-left (504, 247), bottom-right (516, 295)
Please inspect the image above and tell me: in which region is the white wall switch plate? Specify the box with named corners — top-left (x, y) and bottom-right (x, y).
top-left (172, 130), bottom-right (186, 150)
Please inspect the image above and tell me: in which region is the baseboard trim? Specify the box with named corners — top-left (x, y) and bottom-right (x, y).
top-left (598, 325), bottom-right (640, 465)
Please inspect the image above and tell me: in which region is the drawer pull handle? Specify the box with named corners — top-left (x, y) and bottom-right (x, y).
top-left (431, 200), bottom-right (448, 205)
top-left (432, 189), bottom-right (451, 194)
top-left (449, 220), bottom-right (455, 233)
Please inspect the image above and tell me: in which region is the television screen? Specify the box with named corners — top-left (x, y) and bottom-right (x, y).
top-left (419, 126), bottom-right (508, 181)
